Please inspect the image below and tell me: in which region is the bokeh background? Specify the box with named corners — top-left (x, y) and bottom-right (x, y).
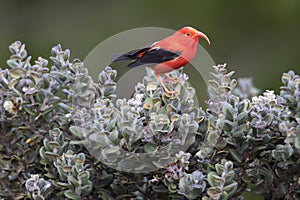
top-left (0, 1), bottom-right (299, 199)
top-left (0, 0), bottom-right (299, 93)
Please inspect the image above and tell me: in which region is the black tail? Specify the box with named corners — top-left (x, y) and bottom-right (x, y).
top-left (111, 53), bottom-right (133, 63)
top-left (110, 47), bottom-right (151, 64)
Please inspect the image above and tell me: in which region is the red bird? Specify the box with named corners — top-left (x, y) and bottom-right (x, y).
top-left (111, 26), bottom-right (210, 94)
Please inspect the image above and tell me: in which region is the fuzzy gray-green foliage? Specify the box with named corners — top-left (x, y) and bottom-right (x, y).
top-left (0, 41), bottom-right (299, 199)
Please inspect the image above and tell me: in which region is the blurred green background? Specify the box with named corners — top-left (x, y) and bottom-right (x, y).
top-left (0, 0), bottom-right (299, 93)
top-left (0, 1), bottom-right (299, 199)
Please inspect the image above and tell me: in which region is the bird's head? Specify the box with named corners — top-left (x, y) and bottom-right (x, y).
top-left (175, 26), bottom-right (210, 45)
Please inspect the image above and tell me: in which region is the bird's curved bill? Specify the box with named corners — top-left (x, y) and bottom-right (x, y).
top-left (197, 31), bottom-right (210, 45)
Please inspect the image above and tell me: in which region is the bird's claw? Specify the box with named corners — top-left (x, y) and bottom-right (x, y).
top-left (156, 73), bottom-right (178, 97)
top-left (162, 89), bottom-right (178, 96)
top-left (163, 74), bottom-right (178, 83)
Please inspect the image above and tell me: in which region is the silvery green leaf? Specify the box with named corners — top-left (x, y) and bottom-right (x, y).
top-left (207, 186), bottom-right (222, 199)
top-left (98, 173), bottom-right (113, 188)
top-left (271, 144), bottom-right (294, 162)
top-left (58, 102), bottom-right (71, 112)
top-left (281, 72), bottom-right (291, 85)
top-left (64, 190), bottom-right (80, 200)
top-left (56, 181), bottom-right (69, 188)
top-left (222, 120), bottom-right (234, 132)
top-left (44, 172), bottom-right (56, 179)
top-left (232, 128), bottom-right (244, 138)
top-left (224, 170), bottom-right (235, 183)
top-left (8, 78), bottom-right (17, 89)
top-left (69, 140), bottom-right (85, 145)
top-left (24, 87), bottom-right (38, 96)
top-left (75, 153), bottom-right (86, 162)
top-left (229, 149), bottom-right (242, 163)
top-left (208, 80), bottom-right (220, 90)
top-left (104, 85), bottom-right (116, 96)
top-left (19, 44), bottom-right (27, 59)
top-left (107, 69), bottom-right (117, 80)
top-left (69, 126), bottom-right (84, 138)
top-left (69, 175), bottom-right (80, 187)
top-left (228, 95), bottom-right (239, 106)
top-left (51, 71), bottom-right (67, 81)
top-left (167, 183), bottom-right (178, 193)
top-left (101, 146), bottom-right (120, 158)
top-left (295, 125), bottom-right (300, 149)
top-left (9, 41), bottom-right (22, 54)
top-left (62, 165), bottom-right (72, 173)
top-left (24, 106), bottom-right (37, 116)
top-left (223, 182), bottom-right (238, 197)
top-left (240, 140), bottom-right (249, 153)
top-left (108, 129), bottom-right (119, 144)
top-left (166, 103), bottom-right (177, 113)
top-left (9, 68), bottom-right (26, 78)
top-left (261, 134), bottom-right (271, 143)
top-left (81, 181), bottom-right (93, 195)
top-left (47, 96), bottom-right (61, 105)
top-left (98, 71), bottom-right (108, 84)
top-left (10, 54), bottom-right (22, 61)
top-left (236, 111), bottom-right (248, 124)
top-left (144, 143), bottom-right (158, 154)
top-left (77, 171), bottom-right (90, 183)
top-left (178, 172), bottom-right (206, 199)
top-left (48, 141), bottom-right (60, 148)
top-left (207, 131), bottom-right (227, 148)
top-left (263, 114), bottom-right (273, 125)
top-left (146, 82), bottom-right (157, 91)
top-left (218, 86), bottom-right (231, 94)
top-left (230, 79), bottom-right (237, 89)
top-left (207, 172), bottom-right (223, 187)
top-left (222, 103), bottom-right (234, 121)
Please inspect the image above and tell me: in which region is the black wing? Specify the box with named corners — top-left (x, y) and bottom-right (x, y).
top-left (128, 48), bottom-right (181, 68)
top-left (111, 46), bottom-right (181, 68)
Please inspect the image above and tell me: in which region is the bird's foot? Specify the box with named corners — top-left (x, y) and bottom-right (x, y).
top-left (155, 73), bottom-right (178, 96)
top-left (162, 89), bottom-right (178, 96)
top-left (163, 74), bottom-right (178, 83)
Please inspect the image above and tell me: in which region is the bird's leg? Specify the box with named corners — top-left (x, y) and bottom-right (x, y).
top-left (155, 73), bottom-right (176, 95)
top-left (162, 73), bottom-right (178, 83)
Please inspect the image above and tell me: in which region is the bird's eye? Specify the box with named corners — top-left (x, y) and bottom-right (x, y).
top-left (186, 33), bottom-right (190, 36)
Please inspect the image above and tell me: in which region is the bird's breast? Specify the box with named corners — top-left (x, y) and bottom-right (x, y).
top-left (151, 39), bottom-right (198, 74)
top-left (151, 55), bottom-right (191, 74)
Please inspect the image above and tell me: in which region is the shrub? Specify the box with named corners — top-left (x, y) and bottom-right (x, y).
top-left (0, 41), bottom-right (299, 199)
